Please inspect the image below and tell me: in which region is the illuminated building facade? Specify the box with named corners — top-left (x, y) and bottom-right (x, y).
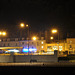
top-left (0, 38), bottom-right (75, 55)
top-left (0, 38), bottom-right (46, 53)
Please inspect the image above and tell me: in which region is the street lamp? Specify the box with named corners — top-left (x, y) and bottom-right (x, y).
top-left (20, 23), bottom-right (25, 39)
top-left (20, 23), bottom-right (25, 28)
top-left (52, 29), bottom-right (57, 33)
top-left (51, 29), bottom-right (59, 52)
top-left (32, 36), bottom-right (37, 41)
top-left (20, 23), bottom-right (29, 38)
top-left (26, 24), bottom-right (29, 27)
top-left (20, 23), bottom-right (30, 54)
top-left (26, 24), bottom-right (30, 55)
top-left (2, 32), bottom-right (6, 36)
top-left (0, 31), bottom-right (7, 43)
top-left (50, 36), bottom-right (54, 40)
top-left (51, 29), bottom-right (59, 41)
top-left (0, 31), bottom-right (6, 36)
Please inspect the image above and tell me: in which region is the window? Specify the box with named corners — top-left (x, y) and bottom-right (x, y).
top-left (59, 46), bottom-right (63, 51)
top-left (47, 46), bottom-right (52, 51)
top-left (41, 46), bottom-right (44, 49)
top-left (70, 41), bottom-right (72, 44)
top-left (41, 41), bottom-right (44, 44)
top-left (53, 46), bottom-right (58, 50)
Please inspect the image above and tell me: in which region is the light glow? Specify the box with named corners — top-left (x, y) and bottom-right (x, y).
top-left (0, 32), bottom-right (2, 35)
top-left (20, 23), bottom-right (25, 28)
top-left (5, 49), bottom-right (19, 53)
top-left (2, 32), bottom-right (6, 36)
top-left (50, 37), bottom-right (54, 40)
top-left (41, 46), bottom-right (44, 49)
top-left (0, 32), bottom-right (6, 36)
top-left (32, 36), bottom-right (37, 40)
top-left (52, 29), bottom-right (57, 33)
top-left (26, 24), bottom-right (28, 27)
top-left (22, 48), bottom-right (37, 52)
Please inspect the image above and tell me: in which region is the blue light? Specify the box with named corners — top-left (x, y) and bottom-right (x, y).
top-left (22, 48), bottom-right (28, 52)
top-left (22, 48), bottom-right (37, 53)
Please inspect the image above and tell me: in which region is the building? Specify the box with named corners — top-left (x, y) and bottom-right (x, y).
top-left (0, 38), bottom-right (75, 55)
top-left (0, 38), bottom-right (46, 53)
top-left (66, 38), bottom-right (75, 54)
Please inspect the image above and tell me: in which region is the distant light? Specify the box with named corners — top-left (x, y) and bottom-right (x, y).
top-left (22, 48), bottom-right (37, 52)
top-left (5, 49), bottom-right (19, 53)
top-left (52, 29), bottom-right (57, 33)
top-left (0, 39), bottom-right (1, 42)
top-left (0, 32), bottom-right (2, 35)
top-left (2, 32), bottom-right (6, 36)
top-left (20, 23), bottom-right (25, 28)
top-left (32, 36), bottom-right (37, 41)
top-left (26, 24), bottom-right (28, 27)
top-left (0, 32), bottom-right (6, 36)
top-left (50, 37), bottom-right (54, 40)
top-left (22, 48), bottom-right (28, 52)
top-left (29, 49), bottom-right (37, 52)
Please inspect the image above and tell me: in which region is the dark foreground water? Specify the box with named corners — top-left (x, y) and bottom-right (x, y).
top-left (0, 66), bottom-right (75, 74)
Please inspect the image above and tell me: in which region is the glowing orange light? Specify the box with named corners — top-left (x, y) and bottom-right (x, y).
top-left (50, 37), bottom-right (54, 40)
top-left (32, 36), bottom-right (37, 40)
top-left (52, 29), bottom-right (57, 33)
top-left (0, 32), bottom-right (2, 35)
top-left (26, 24), bottom-right (28, 27)
top-left (20, 23), bottom-right (25, 28)
top-left (2, 32), bottom-right (6, 36)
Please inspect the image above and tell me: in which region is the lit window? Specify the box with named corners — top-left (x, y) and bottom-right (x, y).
top-left (70, 41), bottom-right (72, 44)
top-left (59, 46), bottom-right (62, 51)
top-left (41, 41), bottom-right (44, 44)
top-left (53, 46), bottom-right (58, 50)
top-left (41, 46), bottom-right (44, 49)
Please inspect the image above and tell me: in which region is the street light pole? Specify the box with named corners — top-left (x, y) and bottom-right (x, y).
top-left (20, 23), bottom-right (25, 39)
top-left (0, 31), bottom-right (6, 52)
top-left (27, 25), bottom-right (30, 55)
top-left (58, 31), bottom-right (59, 42)
top-left (52, 29), bottom-right (59, 51)
top-left (57, 31), bottom-right (59, 55)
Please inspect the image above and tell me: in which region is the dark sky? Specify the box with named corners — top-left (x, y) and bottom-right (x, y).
top-left (0, 0), bottom-right (75, 38)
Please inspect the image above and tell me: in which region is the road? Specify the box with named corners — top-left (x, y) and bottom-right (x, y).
top-left (0, 62), bottom-right (75, 74)
top-left (0, 62), bottom-right (75, 67)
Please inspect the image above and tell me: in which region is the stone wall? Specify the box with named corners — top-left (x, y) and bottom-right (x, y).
top-left (0, 51), bottom-right (58, 63)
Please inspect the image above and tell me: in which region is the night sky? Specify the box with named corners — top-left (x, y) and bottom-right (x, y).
top-left (0, 0), bottom-right (75, 38)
